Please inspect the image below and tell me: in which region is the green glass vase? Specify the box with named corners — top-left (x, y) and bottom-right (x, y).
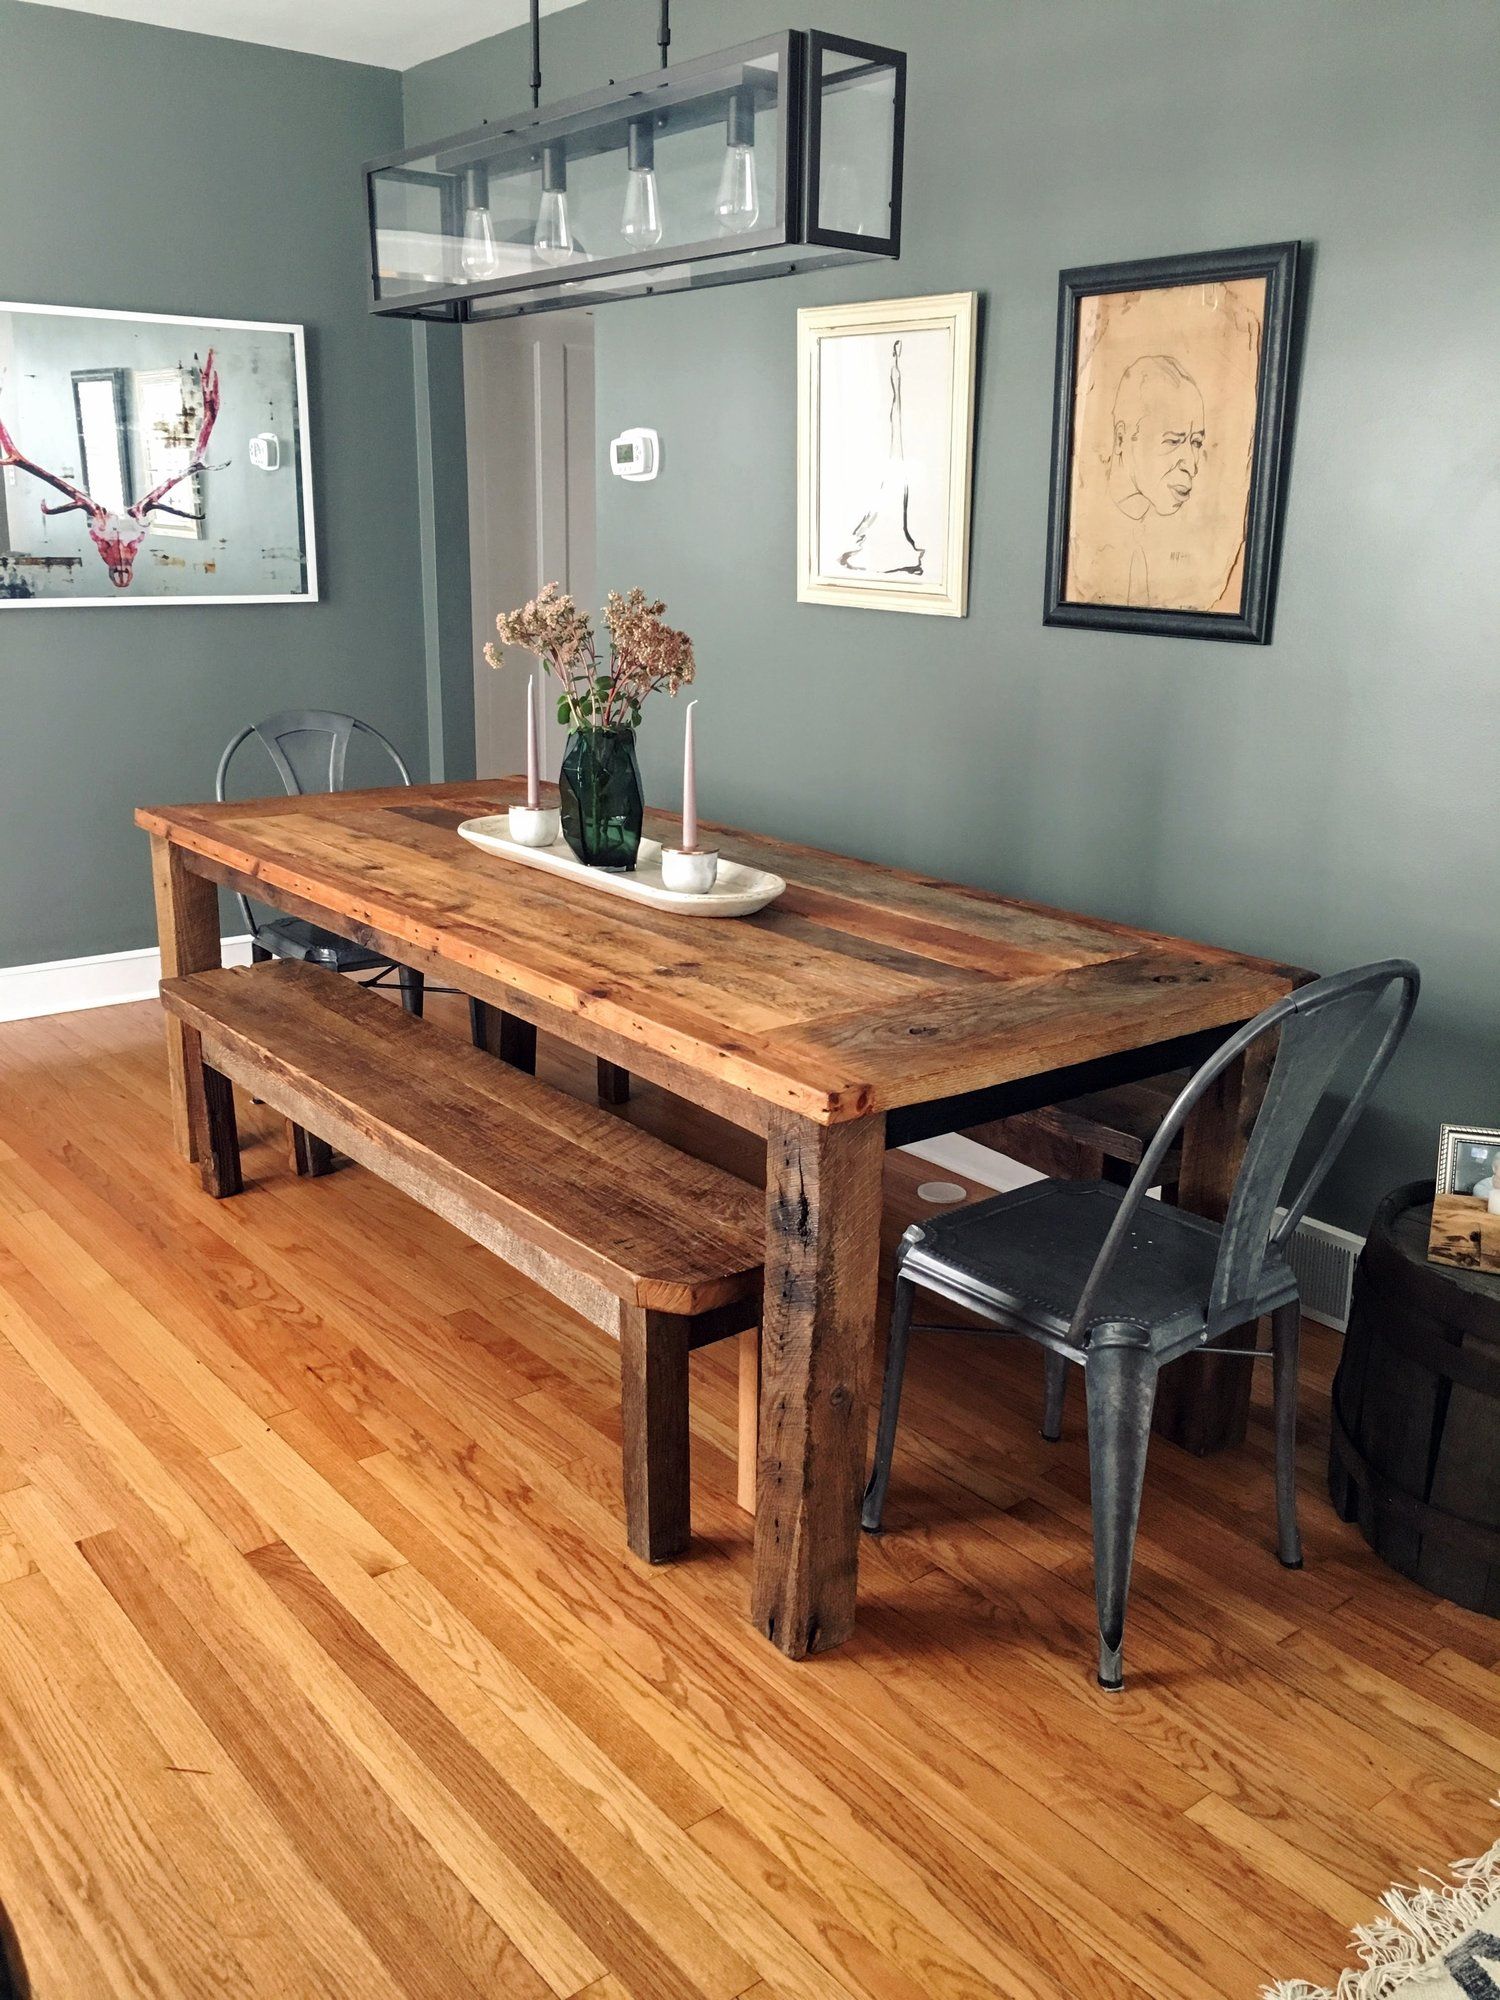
top-left (559, 726), bottom-right (644, 870)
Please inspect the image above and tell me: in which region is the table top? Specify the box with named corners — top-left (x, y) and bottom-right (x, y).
top-left (138, 779), bottom-right (1303, 1125)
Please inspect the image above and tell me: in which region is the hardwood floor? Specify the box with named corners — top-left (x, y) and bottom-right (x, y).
top-left (0, 992), bottom-right (1493, 1998)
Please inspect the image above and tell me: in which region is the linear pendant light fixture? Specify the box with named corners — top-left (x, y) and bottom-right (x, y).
top-left (363, 1), bottom-right (906, 322)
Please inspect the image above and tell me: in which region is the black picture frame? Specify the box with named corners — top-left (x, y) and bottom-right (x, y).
top-left (1043, 241), bottom-right (1300, 644)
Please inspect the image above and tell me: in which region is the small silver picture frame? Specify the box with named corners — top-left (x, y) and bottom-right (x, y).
top-left (1434, 1122), bottom-right (1500, 1200)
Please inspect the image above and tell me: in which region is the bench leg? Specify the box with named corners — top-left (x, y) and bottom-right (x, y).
top-left (288, 1124), bottom-right (335, 1179)
top-left (183, 1028), bottom-right (241, 1199)
top-left (597, 1060), bottom-right (631, 1106)
top-left (620, 1306), bottom-right (691, 1562)
top-left (737, 1325), bottom-right (760, 1515)
top-left (468, 999), bottom-right (538, 1072)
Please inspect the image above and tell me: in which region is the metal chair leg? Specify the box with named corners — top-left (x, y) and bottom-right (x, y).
top-left (250, 940), bottom-right (272, 963)
top-left (397, 966), bottom-right (425, 1018)
top-left (1041, 1350), bottom-right (1067, 1441)
top-left (861, 1273), bottom-right (916, 1533)
top-left (1271, 1300), bottom-right (1304, 1569)
top-left (1084, 1334), bottom-right (1158, 1691)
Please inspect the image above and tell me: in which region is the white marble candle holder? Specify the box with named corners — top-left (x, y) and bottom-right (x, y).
top-left (660, 846), bottom-right (719, 894)
top-left (508, 803), bottom-right (561, 848)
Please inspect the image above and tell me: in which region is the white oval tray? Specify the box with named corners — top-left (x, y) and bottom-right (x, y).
top-left (457, 816), bottom-right (786, 918)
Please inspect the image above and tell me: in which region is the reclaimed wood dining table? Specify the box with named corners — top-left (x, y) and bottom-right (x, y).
top-left (138, 777), bottom-right (1306, 1658)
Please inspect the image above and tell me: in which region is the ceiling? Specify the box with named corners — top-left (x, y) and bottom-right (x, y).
top-left (16, 0), bottom-right (588, 71)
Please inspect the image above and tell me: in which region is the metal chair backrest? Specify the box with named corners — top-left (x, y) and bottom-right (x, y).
top-left (1069, 960), bottom-right (1420, 1342)
top-left (215, 709), bottom-right (413, 939)
top-left (216, 709), bottom-right (412, 803)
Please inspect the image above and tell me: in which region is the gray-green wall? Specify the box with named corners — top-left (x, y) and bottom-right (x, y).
top-left (408, 0), bottom-right (1500, 1231)
top-left (0, 0), bottom-right (427, 965)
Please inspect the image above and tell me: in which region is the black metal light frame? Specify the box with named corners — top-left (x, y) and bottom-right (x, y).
top-left (362, 29), bottom-right (905, 323)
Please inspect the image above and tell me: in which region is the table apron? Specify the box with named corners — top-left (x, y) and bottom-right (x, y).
top-left (884, 1024), bottom-right (1243, 1148)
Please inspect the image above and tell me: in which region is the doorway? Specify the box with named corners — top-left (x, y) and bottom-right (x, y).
top-left (464, 310), bottom-right (596, 780)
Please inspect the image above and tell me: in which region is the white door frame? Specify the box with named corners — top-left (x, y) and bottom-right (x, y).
top-left (464, 311), bottom-right (595, 782)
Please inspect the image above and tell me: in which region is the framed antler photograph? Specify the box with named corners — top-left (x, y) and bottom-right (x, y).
top-left (0, 302), bottom-right (316, 607)
top-left (796, 292), bottom-right (977, 618)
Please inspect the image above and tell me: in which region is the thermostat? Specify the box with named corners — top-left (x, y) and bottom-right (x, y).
top-left (248, 432), bottom-right (281, 472)
top-left (609, 427), bottom-right (659, 481)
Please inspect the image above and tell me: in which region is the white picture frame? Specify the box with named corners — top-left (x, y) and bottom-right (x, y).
top-left (0, 301), bottom-right (317, 608)
top-left (797, 291), bottom-right (977, 618)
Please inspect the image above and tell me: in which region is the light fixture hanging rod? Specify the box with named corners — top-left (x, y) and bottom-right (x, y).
top-left (659, 0), bottom-right (670, 69)
top-left (529, 0), bottom-right (541, 108)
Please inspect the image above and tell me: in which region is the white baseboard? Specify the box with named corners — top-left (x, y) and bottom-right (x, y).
top-left (902, 1133), bottom-right (1045, 1193)
top-left (0, 935), bottom-right (254, 1024)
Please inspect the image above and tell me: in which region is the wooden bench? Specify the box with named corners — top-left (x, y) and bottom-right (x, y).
top-left (159, 959), bottom-right (764, 1564)
top-left (963, 1073), bottom-right (1186, 1200)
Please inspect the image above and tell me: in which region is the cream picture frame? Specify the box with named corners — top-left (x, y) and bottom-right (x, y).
top-left (796, 291), bottom-right (976, 618)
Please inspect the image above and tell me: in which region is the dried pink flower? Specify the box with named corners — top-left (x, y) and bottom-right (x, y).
top-left (486, 580), bottom-right (695, 731)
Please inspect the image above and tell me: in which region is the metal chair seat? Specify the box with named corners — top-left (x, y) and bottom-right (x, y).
top-left (254, 915), bottom-right (390, 974)
top-left (901, 1180), bottom-right (1297, 1362)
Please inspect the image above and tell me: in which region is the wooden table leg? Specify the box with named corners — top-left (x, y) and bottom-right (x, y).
top-left (468, 998), bottom-right (537, 1072)
top-left (150, 835), bottom-right (222, 1161)
top-left (1152, 1034), bottom-right (1275, 1454)
top-left (597, 1059), bottom-right (631, 1106)
top-left (752, 1111), bottom-right (884, 1658)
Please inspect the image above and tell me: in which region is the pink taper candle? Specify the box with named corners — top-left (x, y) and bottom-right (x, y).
top-left (681, 700), bottom-right (698, 852)
top-left (525, 672), bottom-right (539, 810)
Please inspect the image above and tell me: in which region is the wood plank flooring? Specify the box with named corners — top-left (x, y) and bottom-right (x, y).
top-left (0, 992), bottom-right (1493, 1999)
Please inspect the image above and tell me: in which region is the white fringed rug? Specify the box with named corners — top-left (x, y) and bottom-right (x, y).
top-left (1267, 1808), bottom-right (1500, 1999)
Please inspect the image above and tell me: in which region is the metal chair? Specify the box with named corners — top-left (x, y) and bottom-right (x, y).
top-left (216, 710), bottom-right (425, 1014)
top-left (862, 960), bottom-right (1420, 1690)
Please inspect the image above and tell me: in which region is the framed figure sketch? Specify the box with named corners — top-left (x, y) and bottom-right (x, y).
top-left (797, 292), bottom-right (977, 617)
top-left (0, 301), bottom-right (316, 607)
top-left (1043, 242), bottom-right (1299, 643)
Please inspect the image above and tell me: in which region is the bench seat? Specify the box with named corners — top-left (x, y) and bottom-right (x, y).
top-left (159, 959), bottom-right (763, 1560)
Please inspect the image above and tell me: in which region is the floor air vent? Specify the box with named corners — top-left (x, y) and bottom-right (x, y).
top-left (1279, 1212), bottom-right (1363, 1331)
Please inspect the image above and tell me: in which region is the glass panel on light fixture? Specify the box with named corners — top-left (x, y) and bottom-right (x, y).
top-left (599, 47), bottom-right (782, 257)
top-left (814, 41), bottom-right (898, 241)
top-left (368, 43), bottom-right (788, 311)
top-left (371, 159), bottom-right (457, 293)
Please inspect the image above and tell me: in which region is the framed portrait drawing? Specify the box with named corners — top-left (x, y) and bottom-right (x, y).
top-left (0, 301), bottom-right (317, 607)
top-left (797, 292), bottom-right (977, 618)
top-left (1043, 242), bottom-right (1299, 643)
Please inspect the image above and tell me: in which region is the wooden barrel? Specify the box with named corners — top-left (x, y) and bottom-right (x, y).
top-left (1330, 1179), bottom-right (1500, 1615)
